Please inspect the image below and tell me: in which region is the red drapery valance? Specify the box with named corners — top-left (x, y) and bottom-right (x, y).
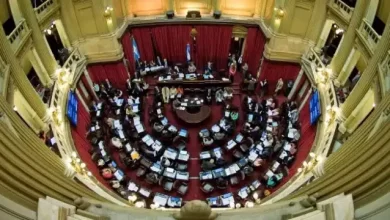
top-left (259, 59), bottom-right (301, 94)
top-left (121, 32), bottom-right (135, 76)
top-left (132, 27), bottom-right (155, 62)
top-left (194, 25), bottom-right (233, 71)
top-left (151, 25), bottom-right (192, 64)
top-left (87, 62), bottom-right (128, 91)
top-left (242, 27), bottom-right (266, 76)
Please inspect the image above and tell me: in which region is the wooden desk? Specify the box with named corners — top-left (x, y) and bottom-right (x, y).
top-left (175, 106), bottom-right (211, 124)
top-left (157, 79), bottom-right (231, 87)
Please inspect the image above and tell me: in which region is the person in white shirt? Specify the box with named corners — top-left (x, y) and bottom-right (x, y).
top-left (275, 78), bottom-right (284, 96)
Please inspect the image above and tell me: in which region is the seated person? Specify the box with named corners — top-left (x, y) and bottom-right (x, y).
top-left (160, 156), bottom-right (171, 167)
top-left (102, 168), bottom-right (113, 179)
top-left (213, 132), bottom-right (226, 141)
top-left (110, 180), bottom-right (121, 189)
top-left (266, 173), bottom-right (284, 188)
top-left (215, 89), bottom-right (224, 103)
top-left (216, 177), bottom-right (228, 189)
top-left (105, 117), bottom-right (115, 129)
top-left (202, 137), bottom-right (214, 147)
top-left (201, 159), bottom-right (216, 171)
top-left (153, 122), bottom-right (165, 134)
top-left (287, 127), bottom-right (300, 142)
top-left (111, 137), bottom-right (123, 149)
top-left (204, 62), bottom-right (213, 75)
top-left (170, 87), bottom-right (177, 99)
top-left (188, 62), bottom-right (197, 73)
top-left (223, 87), bottom-right (233, 100)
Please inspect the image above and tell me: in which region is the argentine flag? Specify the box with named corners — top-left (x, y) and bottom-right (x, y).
top-left (186, 43), bottom-right (191, 62)
top-left (132, 37), bottom-right (140, 61)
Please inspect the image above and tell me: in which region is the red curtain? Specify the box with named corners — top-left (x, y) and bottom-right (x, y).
top-left (151, 25), bottom-right (192, 64)
top-left (259, 59), bottom-right (301, 94)
top-left (132, 27), bottom-right (155, 62)
top-left (242, 28), bottom-right (266, 76)
top-left (121, 32), bottom-right (135, 76)
top-left (71, 93), bottom-right (110, 188)
top-left (87, 62), bottom-right (128, 91)
top-left (195, 25), bottom-right (233, 71)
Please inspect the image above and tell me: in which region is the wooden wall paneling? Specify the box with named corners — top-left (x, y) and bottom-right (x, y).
top-left (221, 0), bottom-right (256, 17)
top-left (175, 0), bottom-right (212, 14)
top-left (132, 0), bottom-right (166, 16)
top-left (74, 1), bottom-right (99, 36)
top-left (289, 3), bottom-right (312, 37)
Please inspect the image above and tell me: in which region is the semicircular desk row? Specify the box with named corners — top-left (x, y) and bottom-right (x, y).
top-left (84, 81), bottom-right (301, 209)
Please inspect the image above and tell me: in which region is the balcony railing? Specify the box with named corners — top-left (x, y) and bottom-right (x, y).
top-left (7, 20), bottom-right (30, 54)
top-left (379, 50), bottom-right (390, 94)
top-left (358, 19), bottom-right (381, 54)
top-left (34, 0), bottom-right (55, 22)
top-left (331, 0), bottom-right (354, 21)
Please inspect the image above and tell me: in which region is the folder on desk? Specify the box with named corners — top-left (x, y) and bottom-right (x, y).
top-left (118, 130), bottom-right (125, 139)
top-left (125, 143), bottom-right (132, 152)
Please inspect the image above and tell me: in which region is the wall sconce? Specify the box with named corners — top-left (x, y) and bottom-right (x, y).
top-left (297, 152), bottom-right (323, 175)
top-left (274, 7), bottom-right (285, 19)
top-left (66, 151), bottom-right (91, 176)
top-left (103, 7), bottom-right (113, 19)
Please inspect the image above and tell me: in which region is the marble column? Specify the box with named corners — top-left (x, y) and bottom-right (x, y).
top-left (305, 0), bottom-right (327, 43)
top-left (288, 69), bottom-right (304, 100)
top-left (335, 48), bottom-right (360, 87)
top-left (17, 0), bottom-right (58, 77)
top-left (59, 0), bottom-right (81, 43)
top-left (278, 0), bottom-right (296, 34)
top-left (340, 15), bottom-right (390, 121)
top-left (9, 0), bottom-right (23, 24)
top-left (330, 0), bottom-right (369, 78)
top-left (27, 47), bottom-right (53, 87)
top-left (0, 25), bottom-right (48, 121)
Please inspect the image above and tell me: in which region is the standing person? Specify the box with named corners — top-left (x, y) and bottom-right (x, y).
top-left (260, 79), bottom-right (268, 97)
top-left (237, 55), bottom-right (243, 71)
top-left (229, 61), bottom-right (237, 82)
top-left (275, 78), bottom-right (284, 96)
top-left (242, 63), bottom-right (249, 79)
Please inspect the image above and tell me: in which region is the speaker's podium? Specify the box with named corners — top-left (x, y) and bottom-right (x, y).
top-left (186, 11), bottom-right (201, 19)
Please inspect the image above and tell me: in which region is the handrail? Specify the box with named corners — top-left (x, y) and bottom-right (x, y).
top-left (359, 19), bottom-right (381, 53)
top-left (63, 48), bottom-right (82, 71)
top-left (6, 19), bottom-right (28, 44)
top-left (332, 0), bottom-right (354, 19)
top-left (34, 0), bottom-right (55, 16)
top-left (380, 50), bottom-right (390, 93)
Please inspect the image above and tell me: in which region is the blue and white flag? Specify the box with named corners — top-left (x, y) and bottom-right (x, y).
top-left (186, 43), bottom-right (191, 62)
top-left (132, 37), bottom-right (140, 61)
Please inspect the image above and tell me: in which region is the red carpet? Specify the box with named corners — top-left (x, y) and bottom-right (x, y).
top-left (71, 66), bottom-right (316, 204)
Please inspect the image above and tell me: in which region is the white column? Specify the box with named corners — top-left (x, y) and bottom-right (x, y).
top-left (75, 88), bottom-right (89, 113)
top-left (364, 0), bottom-right (379, 25)
top-left (335, 48), bottom-right (360, 87)
top-left (9, 0), bottom-right (23, 24)
top-left (54, 19), bottom-right (72, 49)
top-left (27, 47), bottom-right (53, 87)
top-left (315, 19), bottom-right (334, 52)
top-left (299, 88), bottom-right (312, 112)
top-left (84, 69), bottom-right (98, 100)
top-left (288, 69), bottom-right (304, 100)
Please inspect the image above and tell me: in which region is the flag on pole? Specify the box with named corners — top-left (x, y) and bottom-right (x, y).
top-left (132, 37), bottom-right (140, 61)
top-left (186, 43), bottom-right (191, 62)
